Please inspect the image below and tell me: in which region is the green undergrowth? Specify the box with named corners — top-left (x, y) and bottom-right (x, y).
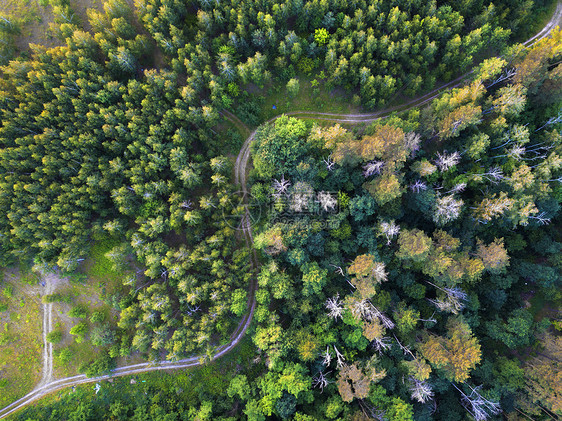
top-left (86, 238), bottom-right (126, 281)
top-left (9, 336), bottom-right (262, 420)
top-left (0, 269), bottom-right (42, 408)
top-left (230, 74), bottom-right (360, 129)
top-left (51, 239), bottom-right (131, 378)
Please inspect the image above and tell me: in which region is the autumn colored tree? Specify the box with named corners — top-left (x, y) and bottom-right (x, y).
top-left (438, 103), bottom-right (482, 139)
top-left (336, 358), bottom-right (386, 402)
top-left (523, 333), bottom-right (562, 416)
top-left (363, 173), bottom-right (403, 206)
top-left (420, 318), bottom-right (481, 383)
top-left (348, 254), bottom-right (387, 299)
top-left (476, 238), bottom-right (509, 273)
top-left (396, 229), bottom-right (432, 263)
top-left (472, 192), bottom-right (515, 223)
top-left (360, 125), bottom-right (404, 162)
top-left (491, 84), bottom-right (527, 117)
top-left (254, 226), bottom-right (287, 255)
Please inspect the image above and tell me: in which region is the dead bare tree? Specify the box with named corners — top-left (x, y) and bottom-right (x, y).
top-left (317, 191), bottom-right (337, 212)
top-left (410, 179), bottom-right (428, 193)
top-left (535, 109), bottom-right (562, 132)
top-left (485, 68), bottom-right (517, 89)
top-left (379, 220), bottom-right (400, 245)
top-left (452, 384), bottom-right (501, 421)
top-left (409, 377), bottom-right (434, 403)
top-left (426, 281), bottom-right (468, 314)
top-left (312, 370), bottom-right (331, 392)
top-left (323, 156), bottom-right (336, 171)
top-left (527, 211), bottom-right (551, 225)
top-left (470, 167), bottom-right (504, 183)
top-left (433, 194), bottom-right (464, 225)
top-left (363, 161), bottom-right (385, 177)
top-left (372, 336), bottom-right (392, 354)
top-left (417, 312), bottom-right (437, 324)
top-left (321, 346), bottom-right (332, 367)
top-left (333, 345), bottom-right (346, 368)
top-left (404, 132), bottom-right (422, 156)
top-left (435, 151), bottom-right (461, 172)
top-left (329, 264), bottom-right (345, 277)
top-left (358, 400), bottom-right (386, 421)
top-left (326, 294), bottom-right (345, 320)
top-left (446, 183), bottom-right (467, 194)
top-left (272, 175), bottom-right (291, 196)
top-left (365, 301), bottom-right (395, 329)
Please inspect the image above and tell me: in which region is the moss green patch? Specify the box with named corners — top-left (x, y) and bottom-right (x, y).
top-left (86, 238), bottom-right (125, 280)
top-left (259, 75), bottom-right (360, 123)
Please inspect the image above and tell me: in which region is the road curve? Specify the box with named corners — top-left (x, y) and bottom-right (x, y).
top-left (266, 3), bottom-right (562, 125)
top-left (1, 5), bottom-right (561, 418)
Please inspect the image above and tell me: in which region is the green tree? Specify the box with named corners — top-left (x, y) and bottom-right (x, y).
top-left (69, 322), bottom-right (89, 343)
top-left (286, 78), bottom-right (300, 98)
top-left (228, 374), bottom-right (251, 401)
top-left (251, 115), bottom-right (309, 178)
top-left (485, 308), bottom-right (533, 349)
top-left (91, 324), bottom-right (116, 347)
top-left (301, 262), bottom-right (328, 296)
top-left (314, 28), bottom-right (329, 46)
top-left (396, 229), bottom-right (432, 263)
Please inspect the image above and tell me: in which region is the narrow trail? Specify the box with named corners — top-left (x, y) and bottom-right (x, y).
top-left (0, 5), bottom-right (560, 419)
top-left (36, 274), bottom-right (54, 390)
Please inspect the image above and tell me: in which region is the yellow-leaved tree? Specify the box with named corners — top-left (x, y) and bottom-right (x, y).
top-left (420, 318), bottom-right (481, 383)
top-left (347, 254), bottom-right (388, 299)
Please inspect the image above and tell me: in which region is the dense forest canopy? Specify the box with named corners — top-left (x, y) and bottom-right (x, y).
top-left (0, 0), bottom-right (561, 419)
top-left (245, 33), bottom-right (562, 419)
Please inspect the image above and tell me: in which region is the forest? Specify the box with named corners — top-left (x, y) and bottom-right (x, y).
top-left (0, 0), bottom-right (561, 419)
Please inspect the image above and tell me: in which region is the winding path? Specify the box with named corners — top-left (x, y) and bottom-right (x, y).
top-left (0, 6), bottom-right (560, 419)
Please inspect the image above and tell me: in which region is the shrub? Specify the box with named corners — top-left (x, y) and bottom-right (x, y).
top-left (90, 324), bottom-right (116, 347)
top-left (69, 321), bottom-right (88, 343)
top-left (68, 305), bottom-right (87, 318)
top-left (297, 57), bottom-right (315, 74)
top-left (43, 293), bottom-right (69, 303)
top-left (0, 333), bottom-right (13, 346)
top-left (56, 348), bottom-right (73, 364)
top-left (2, 286), bottom-right (13, 299)
top-left (286, 78), bottom-right (300, 98)
top-left (46, 330), bottom-right (63, 344)
top-left (90, 311), bottom-right (105, 324)
top-left (82, 353), bottom-right (116, 377)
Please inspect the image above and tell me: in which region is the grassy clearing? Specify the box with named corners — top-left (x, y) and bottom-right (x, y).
top-left (0, 0), bottom-right (102, 55)
top-left (50, 280), bottom-right (118, 378)
top-left (85, 238), bottom-right (126, 282)
top-left (214, 118), bottom-right (246, 157)
top-left (51, 238), bottom-right (129, 378)
top-left (0, 0), bottom-right (58, 51)
top-left (258, 74), bottom-right (360, 123)
top-left (13, 335), bottom-right (262, 420)
top-left (514, 0), bottom-right (559, 43)
top-left (231, 73), bottom-right (361, 129)
top-left (0, 268), bottom-right (42, 408)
